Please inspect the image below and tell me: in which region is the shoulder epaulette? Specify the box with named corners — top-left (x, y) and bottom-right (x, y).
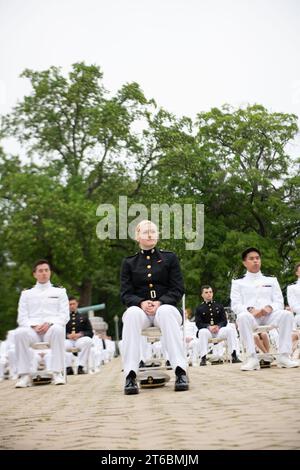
top-left (52, 284), bottom-right (64, 288)
top-left (125, 252), bottom-right (138, 259)
top-left (159, 249), bottom-right (173, 253)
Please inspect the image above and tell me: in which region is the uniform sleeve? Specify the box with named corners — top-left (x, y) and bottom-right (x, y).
top-left (17, 291), bottom-right (34, 327)
top-left (230, 280), bottom-right (248, 316)
top-left (80, 315), bottom-right (94, 338)
top-left (270, 278), bottom-right (284, 312)
top-left (217, 305), bottom-right (228, 328)
top-left (287, 285), bottom-right (300, 314)
top-left (195, 306), bottom-right (209, 331)
top-left (120, 258), bottom-right (145, 307)
top-left (158, 253), bottom-right (185, 306)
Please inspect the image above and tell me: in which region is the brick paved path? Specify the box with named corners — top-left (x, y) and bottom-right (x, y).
top-left (0, 358), bottom-right (299, 450)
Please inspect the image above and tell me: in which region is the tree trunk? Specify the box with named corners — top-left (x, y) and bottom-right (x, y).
top-left (79, 279), bottom-right (93, 307)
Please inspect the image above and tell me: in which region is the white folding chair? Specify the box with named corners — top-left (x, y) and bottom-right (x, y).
top-left (208, 337), bottom-right (230, 363)
top-left (31, 341), bottom-right (67, 383)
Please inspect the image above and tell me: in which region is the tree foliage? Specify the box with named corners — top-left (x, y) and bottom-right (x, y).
top-left (0, 63), bottom-right (299, 338)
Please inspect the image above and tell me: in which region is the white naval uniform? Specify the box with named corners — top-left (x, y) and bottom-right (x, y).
top-left (231, 271), bottom-right (293, 355)
top-left (15, 281), bottom-right (69, 375)
top-left (287, 280), bottom-right (300, 327)
top-left (122, 304), bottom-right (186, 377)
top-left (184, 319), bottom-right (199, 364)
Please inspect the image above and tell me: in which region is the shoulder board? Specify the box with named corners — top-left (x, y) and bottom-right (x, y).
top-left (261, 274), bottom-right (276, 278)
top-left (125, 253), bottom-right (139, 259)
top-left (159, 249), bottom-right (173, 253)
top-left (22, 287), bottom-right (31, 291)
top-left (52, 284), bottom-right (64, 288)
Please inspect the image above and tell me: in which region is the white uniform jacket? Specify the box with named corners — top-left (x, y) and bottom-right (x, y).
top-left (17, 281), bottom-right (69, 327)
top-left (230, 271), bottom-right (284, 316)
top-left (287, 281), bottom-right (300, 315)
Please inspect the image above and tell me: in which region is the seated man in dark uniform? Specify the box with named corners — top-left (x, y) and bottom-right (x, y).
top-left (65, 297), bottom-right (93, 374)
top-left (120, 220), bottom-right (188, 395)
top-left (195, 285), bottom-right (241, 365)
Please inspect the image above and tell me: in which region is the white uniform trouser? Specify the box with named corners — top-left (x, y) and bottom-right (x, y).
top-left (0, 359), bottom-right (6, 379)
top-left (186, 338), bottom-right (199, 363)
top-left (65, 336), bottom-right (93, 367)
top-left (237, 310), bottom-right (293, 355)
top-left (122, 304), bottom-right (186, 377)
top-left (140, 335), bottom-right (152, 362)
top-left (15, 325), bottom-right (65, 375)
top-left (196, 325), bottom-right (235, 358)
top-left (88, 347), bottom-right (101, 371)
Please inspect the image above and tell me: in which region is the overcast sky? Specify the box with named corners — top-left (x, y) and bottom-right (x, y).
top-left (1, 0), bottom-right (300, 154)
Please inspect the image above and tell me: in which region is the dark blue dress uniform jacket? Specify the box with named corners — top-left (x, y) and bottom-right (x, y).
top-left (195, 301), bottom-right (227, 333)
top-left (66, 312), bottom-right (93, 338)
top-left (120, 248), bottom-right (184, 308)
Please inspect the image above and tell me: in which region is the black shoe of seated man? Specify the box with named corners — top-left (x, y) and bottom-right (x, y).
top-left (124, 371), bottom-right (139, 395)
top-left (174, 367), bottom-right (189, 391)
top-left (231, 356), bottom-right (242, 364)
top-left (139, 360), bottom-right (145, 369)
top-left (66, 367), bottom-right (74, 375)
top-left (77, 365), bottom-right (86, 375)
top-left (165, 360), bottom-right (172, 369)
top-left (200, 356), bottom-right (207, 366)
top-left (231, 351), bottom-right (242, 364)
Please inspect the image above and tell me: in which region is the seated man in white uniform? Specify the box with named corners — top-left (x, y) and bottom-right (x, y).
top-left (14, 259), bottom-right (69, 387)
top-left (231, 247), bottom-right (298, 371)
top-left (184, 309), bottom-right (199, 366)
top-left (287, 262), bottom-right (300, 327)
top-left (0, 330), bottom-right (18, 381)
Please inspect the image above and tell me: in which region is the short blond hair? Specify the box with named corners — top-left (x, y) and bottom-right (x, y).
top-left (135, 220), bottom-right (159, 242)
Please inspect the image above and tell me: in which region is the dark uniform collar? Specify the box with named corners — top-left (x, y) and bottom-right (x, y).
top-left (140, 247), bottom-right (156, 255)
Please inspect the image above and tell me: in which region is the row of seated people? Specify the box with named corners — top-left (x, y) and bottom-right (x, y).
top-left (0, 327), bottom-right (116, 383)
top-left (5, 253), bottom-right (300, 390)
top-left (120, 281), bottom-right (300, 370)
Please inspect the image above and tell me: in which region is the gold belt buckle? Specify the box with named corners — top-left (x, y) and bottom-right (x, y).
top-left (150, 290), bottom-right (156, 299)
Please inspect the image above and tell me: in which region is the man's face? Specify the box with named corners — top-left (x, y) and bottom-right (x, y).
top-left (33, 263), bottom-right (51, 284)
top-left (202, 288), bottom-right (213, 302)
top-left (243, 252), bottom-right (261, 273)
top-left (69, 300), bottom-right (79, 312)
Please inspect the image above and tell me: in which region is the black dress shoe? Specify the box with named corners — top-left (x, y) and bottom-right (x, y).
top-left (231, 356), bottom-right (242, 364)
top-left (77, 365), bottom-right (86, 374)
top-left (174, 372), bottom-right (189, 391)
top-left (200, 356), bottom-right (207, 366)
top-left (124, 371), bottom-right (139, 395)
top-left (165, 360), bottom-right (172, 370)
top-left (66, 367), bottom-right (74, 375)
top-left (139, 360), bottom-right (145, 369)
